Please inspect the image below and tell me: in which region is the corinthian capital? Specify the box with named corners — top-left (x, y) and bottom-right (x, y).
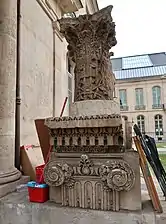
top-left (59, 6), bottom-right (117, 101)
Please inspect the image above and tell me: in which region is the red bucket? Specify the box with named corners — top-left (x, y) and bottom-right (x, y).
top-left (27, 181), bottom-right (49, 203)
top-left (35, 164), bottom-right (45, 184)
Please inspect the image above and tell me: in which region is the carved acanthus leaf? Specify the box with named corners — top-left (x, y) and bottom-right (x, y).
top-left (59, 6), bottom-right (117, 101)
top-left (44, 156), bottom-right (135, 192)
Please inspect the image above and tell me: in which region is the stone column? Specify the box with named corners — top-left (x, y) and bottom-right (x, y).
top-left (0, 0), bottom-right (21, 187)
top-left (59, 6), bottom-right (117, 102)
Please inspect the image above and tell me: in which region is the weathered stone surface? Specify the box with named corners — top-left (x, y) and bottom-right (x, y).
top-left (1, 179), bottom-right (166, 224)
top-left (122, 119), bottom-right (133, 150)
top-left (59, 5), bottom-right (117, 102)
top-left (120, 151), bottom-right (141, 210)
top-left (44, 5), bottom-right (141, 213)
top-left (20, 0), bottom-right (55, 145)
top-left (70, 99), bottom-right (120, 116)
top-left (0, 176), bottom-right (29, 198)
top-left (45, 114), bottom-right (122, 129)
top-left (44, 151), bottom-right (141, 211)
top-left (0, 0), bottom-right (21, 188)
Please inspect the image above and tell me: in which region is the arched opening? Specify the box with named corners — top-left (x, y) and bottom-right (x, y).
top-left (67, 53), bottom-right (73, 110)
top-left (122, 115), bottom-right (128, 121)
top-left (155, 114), bottom-right (163, 140)
top-left (137, 115), bottom-right (145, 134)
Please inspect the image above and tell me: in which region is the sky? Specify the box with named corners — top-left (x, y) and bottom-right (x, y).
top-left (98, 0), bottom-right (166, 58)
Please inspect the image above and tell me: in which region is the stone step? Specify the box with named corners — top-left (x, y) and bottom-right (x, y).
top-left (0, 184), bottom-right (166, 224)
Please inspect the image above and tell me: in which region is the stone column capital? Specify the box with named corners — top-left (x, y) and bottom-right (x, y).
top-left (59, 5), bottom-right (117, 102)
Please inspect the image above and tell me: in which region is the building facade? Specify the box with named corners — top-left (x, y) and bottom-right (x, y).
top-left (112, 52), bottom-right (166, 141)
top-left (0, 0), bottom-right (98, 197)
top-left (19, 0), bottom-right (98, 146)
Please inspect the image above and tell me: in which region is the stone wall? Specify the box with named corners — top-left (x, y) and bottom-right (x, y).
top-left (20, 0), bottom-right (68, 146)
top-left (18, 0), bottom-right (98, 146)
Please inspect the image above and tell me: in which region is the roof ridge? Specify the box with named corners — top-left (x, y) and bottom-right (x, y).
top-left (114, 64), bottom-right (166, 72)
top-left (114, 65), bottom-right (166, 80)
top-left (112, 52), bottom-right (166, 60)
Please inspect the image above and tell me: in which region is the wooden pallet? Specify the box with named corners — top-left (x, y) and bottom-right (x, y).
top-left (133, 136), bottom-right (163, 213)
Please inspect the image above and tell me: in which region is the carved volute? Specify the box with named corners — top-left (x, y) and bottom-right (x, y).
top-left (59, 6), bottom-right (117, 102)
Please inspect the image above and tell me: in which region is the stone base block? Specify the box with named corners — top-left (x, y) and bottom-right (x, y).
top-left (44, 151), bottom-right (141, 211)
top-left (0, 175), bottom-right (29, 198)
top-left (0, 168), bottom-right (21, 185)
top-left (70, 99), bottom-right (120, 116)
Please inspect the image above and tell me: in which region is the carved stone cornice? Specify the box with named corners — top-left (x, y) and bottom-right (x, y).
top-left (58, 6), bottom-right (117, 101)
top-left (45, 114), bottom-right (122, 129)
top-left (37, 0), bottom-right (59, 21)
top-left (55, 145), bottom-right (124, 153)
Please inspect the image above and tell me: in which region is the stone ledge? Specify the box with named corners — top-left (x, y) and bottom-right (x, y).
top-left (0, 190), bottom-right (161, 224)
top-left (45, 114), bottom-right (122, 129)
top-left (0, 176), bottom-right (29, 198)
top-left (0, 177), bottom-right (164, 224)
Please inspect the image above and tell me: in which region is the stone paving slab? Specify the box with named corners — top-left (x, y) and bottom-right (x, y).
top-left (0, 177), bottom-right (166, 224)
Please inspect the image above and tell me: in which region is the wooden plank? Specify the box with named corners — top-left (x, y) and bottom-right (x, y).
top-left (133, 136), bottom-right (163, 213)
top-left (35, 119), bottom-right (50, 162)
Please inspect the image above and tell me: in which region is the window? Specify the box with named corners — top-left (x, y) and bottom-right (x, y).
top-left (63, 12), bottom-right (76, 18)
top-left (122, 116), bottom-right (128, 121)
top-left (135, 88), bottom-right (145, 110)
top-left (155, 114), bottom-right (163, 136)
top-left (119, 89), bottom-right (128, 111)
top-left (152, 86), bottom-right (161, 108)
top-left (67, 55), bottom-right (73, 108)
top-left (68, 73), bottom-right (73, 106)
top-left (119, 89), bottom-right (127, 105)
top-left (86, 5), bottom-right (90, 14)
top-left (137, 115), bottom-right (145, 134)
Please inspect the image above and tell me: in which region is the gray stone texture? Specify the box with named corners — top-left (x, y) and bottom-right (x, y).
top-left (0, 180), bottom-right (166, 224)
top-left (43, 5), bottom-right (142, 213)
top-left (0, 176), bottom-right (29, 198)
top-left (0, 0), bottom-right (21, 188)
top-left (70, 99), bottom-right (120, 117)
top-left (59, 6), bottom-right (117, 102)
top-left (45, 151), bottom-right (141, 211)
top-left (20, 0), bottom-right (54, 145)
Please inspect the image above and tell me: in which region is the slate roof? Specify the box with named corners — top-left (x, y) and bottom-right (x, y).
top-left (111, 52), bottom-right (166, 80)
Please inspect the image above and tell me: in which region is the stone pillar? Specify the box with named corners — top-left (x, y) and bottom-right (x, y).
top-left (0, 0), bottom-right (21, 188)
top-left (59, 6), bottom-right (117, 102)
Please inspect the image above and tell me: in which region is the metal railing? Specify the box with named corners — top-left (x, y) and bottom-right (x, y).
top-left (120, 105), bottom-right (129, 111)
top-left (152, 104), bottom-right (163, 109)
top-left (135, 105), bottom-right (146, 110)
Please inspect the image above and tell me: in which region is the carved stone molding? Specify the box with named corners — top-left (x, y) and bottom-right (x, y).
top-left (50, 126), bottom-right (122, 138)
top-left (99, 161), bottom-right (135, 191)
top-left (44, 162), bottom-right (74, 187)
top-left (44, 155), bottom-right (135, 192)
top-left (46, 115), bottom-right (121, 131)
top-left (55, 145), bottom-right (124, 153)
top-left (58, 5), bottom-right (117, 101)
top-left (79, 154), bottom-right (93, 175)
top-left (45, 114), bottom-right (121, 123)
